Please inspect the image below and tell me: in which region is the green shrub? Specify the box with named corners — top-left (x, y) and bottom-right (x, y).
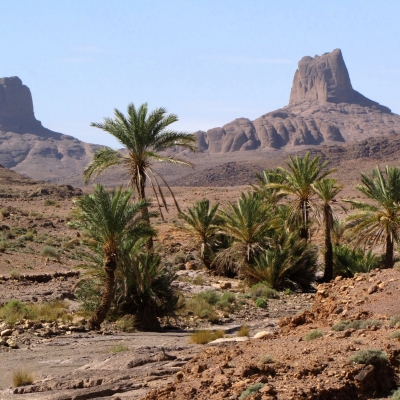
top-left (284, 288), bottom-right (294, 295)
top-left (0, 241), bottom-right (7, 253)
top-left (192, 276), bottom-right (204, 285)
top-left (349, 349), bottom-right (388, 365)
top-left (20, 232), bottom-right (35, 241)
top-left (237, 325), bottom-right (250, 337)
top-left (390, 315), bottom-right (400, 328)
top-left (304, 329), bottom-right (323, 341)
top-left (260, 355), bottom-right (274, 364)
top-left (75, 279), bottom-right (102, 312)
top-left (12, 369), bottom-right (34, 387)
top-left (0, 208), bottom-right (10, 218)
top-left (389, 331), bottom-right (400, 340)
top-left (0, 300), bottom-right (32, 324)
top-left (185, 297), bottom-right (218, 322)
top-left (249, 282), bottom-right (279, 299)
top-left (239, 383), bottom-right (264, 399)
top-left (115, 315), bottom-right (135, 332)
top-left (197, 290), bottom-right (220, 305)
top-left (216, 292), bottom-right (237, 313)
top-left (44, 199), bottom-right (56, 206)
top-left (40, 246), bottom-right (60, 260)
top-left (255, 298), bottom-right (267, 308)
top-left (110, 344), bottom-right (129, 353)
top-left (392, 388), bottom-right (400, 400)
top-left (332, 319), bottom-right (382, 331)
top-left (173, 251), bottom-right (186, 264)
top-left (189, 329), bottom-right (224, 344)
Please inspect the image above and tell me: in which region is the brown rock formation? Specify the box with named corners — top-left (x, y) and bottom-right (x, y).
top-left (192, 49), bottom-right (400, 154)
top-left (289, 49), bottom-right (390, 112)
top-left (0, 77), bottom-right (99, 180)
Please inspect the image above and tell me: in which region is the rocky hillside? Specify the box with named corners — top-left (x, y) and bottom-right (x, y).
top-left (143, 268), bottom-right (400, 400)
top-left (191, 49), bottom-right (400, 154)
top-left (0, 77), bottom-right (99, 181)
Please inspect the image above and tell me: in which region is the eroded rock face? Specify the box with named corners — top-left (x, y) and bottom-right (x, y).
top-left (289, 48), bottom-right (390, 113)
top-left (0, 77), bottom-right (42, 132)
top-left (192, 49), bottom-right (400, 154)
top-left (0, 77), bottom-right (99, 180)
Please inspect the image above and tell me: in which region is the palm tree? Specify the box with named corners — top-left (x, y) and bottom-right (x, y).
top-left (248, 231), bottom-right (318, 289)
top-left (178, 199), bottom-right (221, 269)
top-left (83, 103), bottom-right (197, 234)
top-left (269, 152), bottom-right (335, 242)
top-left (251, 168), bottom-right (287, 206)
top-left (69, 184), bottom-right (153, 329)
top-left (212, 192), bottom-right (275, 275)
top-left (119, 252), bottom-right (178, 331)
top-left (312, 178), bottom-right (344, 282)
top-left (344, 166), bottom-right (400, 269)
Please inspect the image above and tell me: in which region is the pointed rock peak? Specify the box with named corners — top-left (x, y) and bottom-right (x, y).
top-left (289, 49), bottom-right (390, 113)
top-left (0, 76), bottom-right (42, 132)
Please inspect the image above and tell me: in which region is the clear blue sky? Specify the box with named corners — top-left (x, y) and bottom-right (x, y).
top-left (2, 0), bottom-right (400, 147)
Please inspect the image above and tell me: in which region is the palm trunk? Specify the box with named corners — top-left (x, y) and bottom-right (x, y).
top-left (136, 173), bottom-right (153, 250)
top-left (300, 200), bottom-right (309, 242)
top-left (384, 234), bottom-right (394, 269)
top-left (136, 302), bottom-right (162, 332)
top-left (323, 205), bottom-right (334, 282)
top-left (89, 254), bottom-right (117, 330)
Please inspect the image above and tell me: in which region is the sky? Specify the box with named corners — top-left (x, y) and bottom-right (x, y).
top-left (1, 0), bottom-right (400, 148)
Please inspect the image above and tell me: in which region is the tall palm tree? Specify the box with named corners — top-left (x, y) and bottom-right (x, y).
top-left (344, 166), bottom-right (400, 269)
top-left (69, 184), bottom-right (154, 329)
top-left (312, 178), bottom-right (344, 282)
top-left (178, 199), bottom-right (221, 269)
top-left (212, 192), bottom-right (275, 275)
top-left (269, 152), bottom-right (335, 242)
top-left (83, 103), bottom-right (197, 225)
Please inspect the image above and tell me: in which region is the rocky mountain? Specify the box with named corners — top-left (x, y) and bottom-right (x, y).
top-left (193, 49), bottom-right (400, 153)
top-left (0, 77), bottom-right (99, 180)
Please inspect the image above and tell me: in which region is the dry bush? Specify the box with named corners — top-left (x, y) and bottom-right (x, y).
top-left (189, 329), bottom-right (224, 344)
top-left (237, 325), bottom-right (250, 337)
top-left (12, 369), bottom-right (34, 387)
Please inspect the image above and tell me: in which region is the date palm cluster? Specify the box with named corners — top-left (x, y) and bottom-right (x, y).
top-left (179, 153), bottom-right (400, 288)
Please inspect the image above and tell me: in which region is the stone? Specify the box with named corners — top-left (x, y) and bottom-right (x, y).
top-left (354, 364), bottom-right (375, 382)
top-left (253, 331), bottom-right (274, 339)
top-left (368, 284), bottom-right (378, 294)
top-left (1, 329), bottom-right (13, 337)
top-left (220, 281), bottom-right (232, 290)
top-left (6, 338), bottom-right (18, 348)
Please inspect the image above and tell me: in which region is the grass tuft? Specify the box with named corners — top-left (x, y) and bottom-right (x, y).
top-left (239, 382), bottom-right (264, 399)
top-left (189, 329), bottom-right (224, 344)
top-left (304, 329), bottom-right (324, 341)
top-left (110, 344), bottom-right (129, 353)
top-left (12, 369), bottom-right (34, 387)
top-left (237, 325), bottom-right (250, 337)
top-left (260, 354), bottom-right (274, 364)
top-left (115, 315), bottom-right (135, 332)
top-left (40, 246), bottom-right (60, 260)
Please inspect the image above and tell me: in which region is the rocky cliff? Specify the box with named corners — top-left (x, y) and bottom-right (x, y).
top-left (193, 49), bottom-right (400, 153)
top-left (0, 77), bottom-right (99, 180)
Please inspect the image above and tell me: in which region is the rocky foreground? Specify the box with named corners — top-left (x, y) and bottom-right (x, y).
top-left (1, 269), bottom-right (400, 399)
top-left (142, 269), bottom-right (400, 400)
